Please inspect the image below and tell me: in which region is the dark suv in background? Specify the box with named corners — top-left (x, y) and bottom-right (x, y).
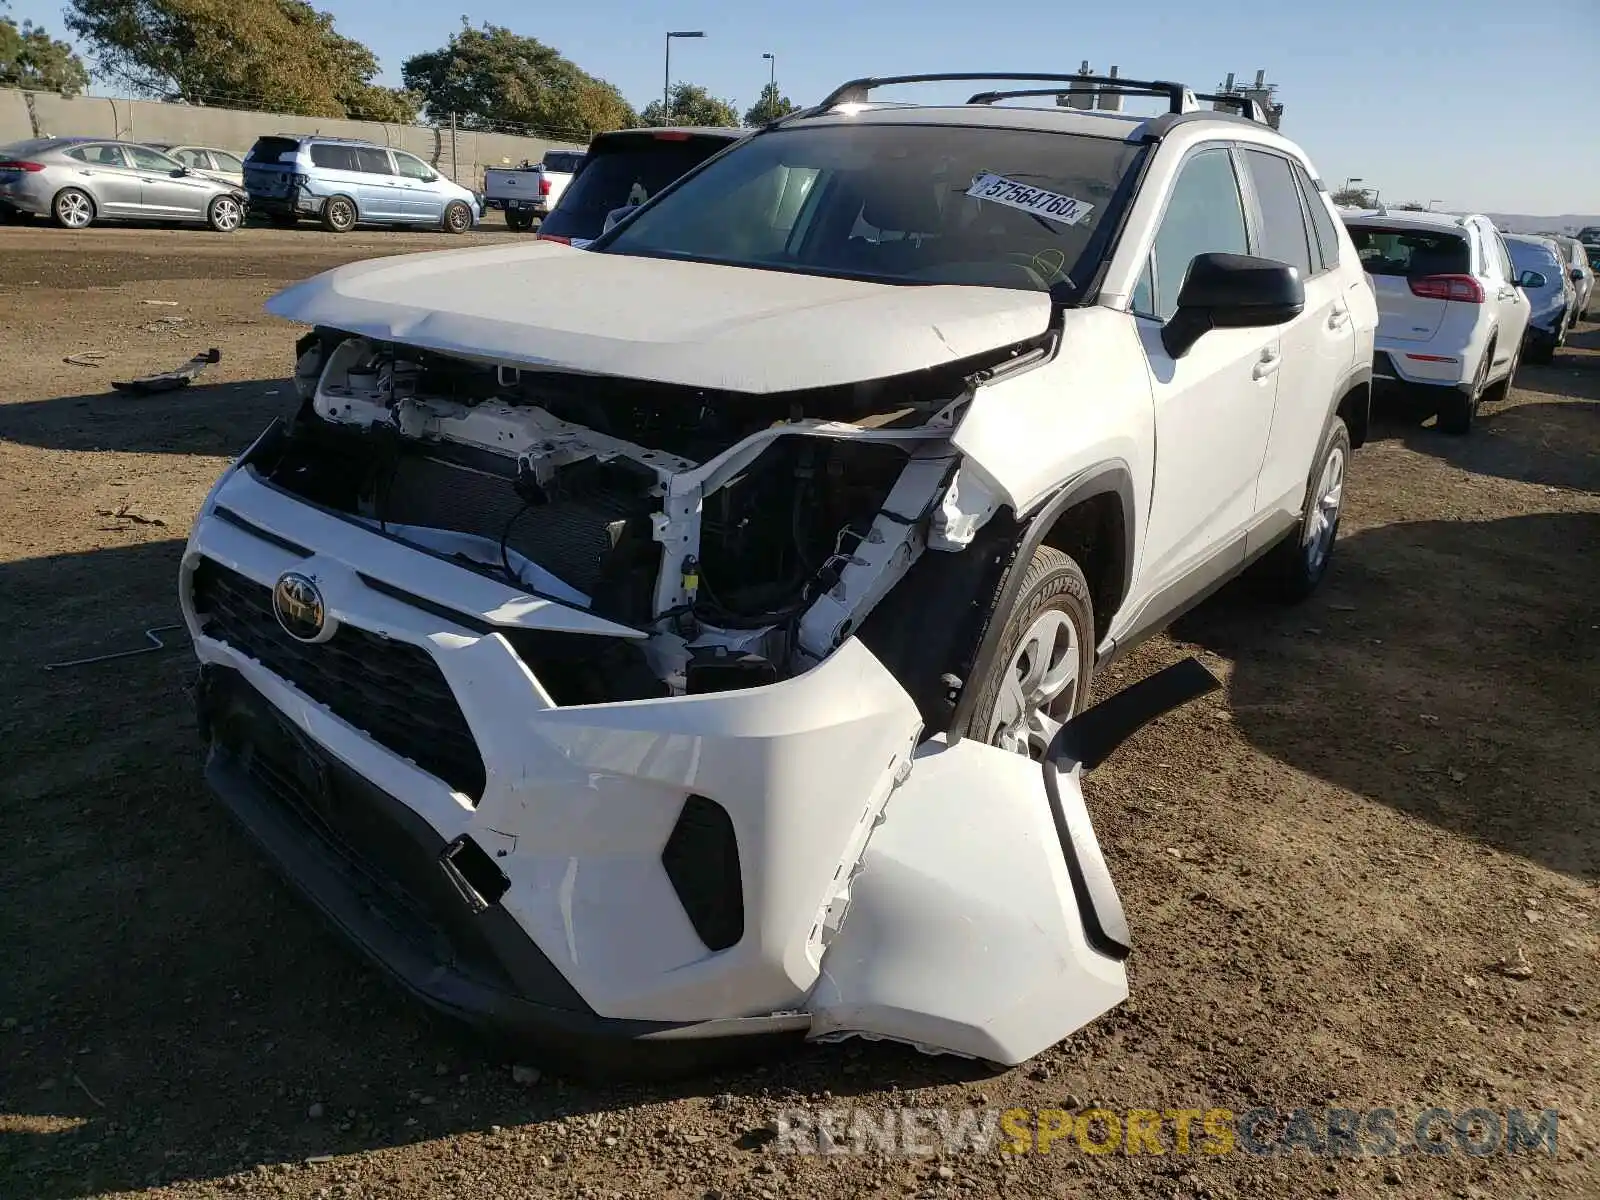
top-left (535, 127), bottom-right (744, 247)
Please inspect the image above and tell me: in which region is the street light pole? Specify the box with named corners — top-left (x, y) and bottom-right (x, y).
top-left (763, 53), bottom-right (776, 121)
top-left (664, 31), bottom-right (706, 122)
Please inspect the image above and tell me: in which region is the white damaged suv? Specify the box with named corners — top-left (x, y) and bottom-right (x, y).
top-left (181, 72), bottom-right (1377, 1077)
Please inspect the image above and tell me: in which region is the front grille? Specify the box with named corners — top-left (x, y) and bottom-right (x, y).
top-left (191, 558), bottom-right (487, 801)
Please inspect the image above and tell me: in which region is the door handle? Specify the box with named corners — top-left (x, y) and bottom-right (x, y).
top-left (1327, 309), bottom-right (1349, 330)
top-left (1252, 348), bottom-right (1281, 381)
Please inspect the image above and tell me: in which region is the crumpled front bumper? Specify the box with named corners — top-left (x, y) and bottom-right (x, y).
top-left (180, 439), bottom-right (1135, 1075)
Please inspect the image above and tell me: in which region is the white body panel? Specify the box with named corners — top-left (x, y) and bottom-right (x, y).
top-left (264, 242), bottom-right (1053, 394)
top-left (807, 738), bottom-right (1127, 1064)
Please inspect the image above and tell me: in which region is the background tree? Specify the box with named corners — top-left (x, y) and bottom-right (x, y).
top-left (402, 22), bottom-right (634, 137)
top-left (743, 83), bottom-right (797, 127)
top-left (1330, 186), bottom-right (1374, 208)
top-left (1, 13), bottom-right (90, 94)
top-left (63, 0), bottom-right (417, 120)
top-left (640, 81), bottom-right (739, 128)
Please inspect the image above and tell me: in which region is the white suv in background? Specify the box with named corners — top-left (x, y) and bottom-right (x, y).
top-left (1341, 209), bottom-right (1530, 434)
top-left (180, 71), bottom-right (1377, 1078)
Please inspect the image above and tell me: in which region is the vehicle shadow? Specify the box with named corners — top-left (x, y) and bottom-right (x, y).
top-left (1174, 511), bottom-right (1600, 883)
top-left (0, 380), bottom-right (293, 458)
top-left (0, 540), bottom-right (986, 1199)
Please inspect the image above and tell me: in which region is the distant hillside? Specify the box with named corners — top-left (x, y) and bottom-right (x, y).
top-left (1485, 213), bottom-right (1600, 235)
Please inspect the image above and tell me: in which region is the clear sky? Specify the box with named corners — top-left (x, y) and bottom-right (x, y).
top-left (11, 0), bottom-right (1597, 214)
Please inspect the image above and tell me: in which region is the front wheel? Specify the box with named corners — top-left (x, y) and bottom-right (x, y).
top-left (1253, 416), bottom-right (1350, 603)
top-left (206, 194), bottom-right (244, 232)
top-left (320, 195), bottom-right (357, 233)
top-left (961, 546), bottom-right (1095, 760)
top-left (443, 200), bottom-right (472, 234)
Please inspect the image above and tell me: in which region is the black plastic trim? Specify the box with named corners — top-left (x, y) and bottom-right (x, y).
top-left (820, 73), bottom-right (1193, 113)
top-left (946, 461), bottom-right (1136, 743)
top-left (1040, 656), bottom-right (1222, 961)
top-left (212, 504), bottom-right (312, 558)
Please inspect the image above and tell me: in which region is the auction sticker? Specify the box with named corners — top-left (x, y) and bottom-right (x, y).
top-left (967, 173), bottom-right (1095, 226)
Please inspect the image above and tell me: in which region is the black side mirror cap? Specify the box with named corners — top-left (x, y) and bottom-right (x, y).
top-left (1161, 252), bottom-right (1306, 359)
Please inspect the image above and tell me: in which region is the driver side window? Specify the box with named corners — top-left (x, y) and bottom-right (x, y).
top-left (126, 145), bottom-right (179, 172)
top-left (393, 153), bottom-right (434, 181)
top-left (1148, 147), bottom-right (1249, 321)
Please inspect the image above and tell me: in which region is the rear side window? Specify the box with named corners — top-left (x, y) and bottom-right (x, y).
top-left (542, 151), bottom-right (585, 173)
top-left (248, 137), bottom-right (301, 164)
top-left (310, 143), bottom-right (357, 171)
top-left (1346, 226), bottom-right (1470, 277)
top-left (1242, 149), bottom-right (1313, 277)
top-left (354, 147), bottom-right (393, 175)
top-left (66, 144), bottom-right (127, 167)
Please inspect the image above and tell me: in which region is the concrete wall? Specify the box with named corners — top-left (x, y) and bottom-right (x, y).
top-left (0, 89), bottom-right (583, 186)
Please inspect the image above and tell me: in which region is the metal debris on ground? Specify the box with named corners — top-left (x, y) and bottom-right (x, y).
top-left (111, 348), bottom-right (221, 395)
top-left (43, 624), bottom-right (184, 671)
top-left (95, 502), bottom-right (165, 526)
top-left (63, 351), bottom-right (109, 367)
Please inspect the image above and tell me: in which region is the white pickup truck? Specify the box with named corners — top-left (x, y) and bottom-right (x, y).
top-left (483, 148), bottom-right (585, 231)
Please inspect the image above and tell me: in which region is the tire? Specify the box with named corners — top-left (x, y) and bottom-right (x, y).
top-left (320, 195), bottom-right (357, 233)
top-left (959, 546), bottom-right (1095, 760)
top-left (206, 193), bottom-right (244, 233)
top-left (1437, 347), bottom-right (1489, 435)
top-left (1253, 416), bottom-right (1350, 603)
top-left (505, 210), bottom-right (532, 232)
top-left (1523, 333), bottom-right (1555, 366)
top-left (443, 200), bottom-right (472, 234)
top-left (1483, 341), bottom-right (1519, 406)
top-left (51, 187), bottom-right (95, 229)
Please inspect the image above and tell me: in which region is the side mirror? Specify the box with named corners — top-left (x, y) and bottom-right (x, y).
top-left (1570, 268), bottom-right (1585, 283)
top-left (174, 167), bottom-right (189, 176)
top-left (1517, 270), bottom-right (1547, 289)
top-left (1161, 252), bottom-right (1305, 359)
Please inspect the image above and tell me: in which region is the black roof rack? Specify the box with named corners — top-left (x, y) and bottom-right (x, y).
top-left (1192, 92), bottom-right (1268, 124)
top-left (817, 72), bottom-right (1199, 114)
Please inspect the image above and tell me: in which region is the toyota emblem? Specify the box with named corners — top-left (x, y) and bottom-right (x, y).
top-left (272, 572), bottom-right (326, 642)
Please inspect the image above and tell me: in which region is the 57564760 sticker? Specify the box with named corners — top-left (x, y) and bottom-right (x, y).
top-left (966, 173), bottom-right (1095, 226)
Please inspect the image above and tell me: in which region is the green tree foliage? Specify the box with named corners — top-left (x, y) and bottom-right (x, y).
top-left (63, 0), bottom-right (418, 120)
top-left (640, 81), bottom-right (740, 129)
top-left (743, 83), bottom-right (797, 127)
top-left (402, 22), bottom-right (635, 137)
top-left (1, 12), bottom-right (90, 94)
top-left (1330, 187), bottom-right (1374, 208)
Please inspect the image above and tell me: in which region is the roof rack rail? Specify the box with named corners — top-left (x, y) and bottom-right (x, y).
top-left (816, 72), bottom-right (1198, 114)
top-left (1191, 92), bottom-right (1268, 124)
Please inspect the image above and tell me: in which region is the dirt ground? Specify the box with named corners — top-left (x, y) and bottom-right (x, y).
top-left (1, 224), bottom-right (1596, 1200)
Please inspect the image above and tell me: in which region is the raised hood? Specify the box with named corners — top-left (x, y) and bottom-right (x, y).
top-left (265, 240), bottom-right (1053, 393)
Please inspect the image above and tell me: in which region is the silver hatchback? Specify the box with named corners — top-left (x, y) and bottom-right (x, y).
top-left (0, 137), bottom-right (248, 231)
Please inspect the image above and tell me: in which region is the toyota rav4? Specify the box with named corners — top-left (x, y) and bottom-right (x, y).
top-left (181, 72), bottom-right (1378, 1078)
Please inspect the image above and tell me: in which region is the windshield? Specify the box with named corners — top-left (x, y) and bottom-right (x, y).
top-left (540, 133), bottom-right (737, 241)
top-left (598, 123), bottom-right (1146, 295)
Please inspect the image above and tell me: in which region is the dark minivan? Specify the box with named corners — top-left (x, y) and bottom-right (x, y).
top-left (536, 127), bottom-right (744, 247)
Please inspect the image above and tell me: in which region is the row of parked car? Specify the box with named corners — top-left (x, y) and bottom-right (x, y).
top-left (1337, 206), bottom-right (1594, 432)
top-left (0, 132), bottom-right (485, 232)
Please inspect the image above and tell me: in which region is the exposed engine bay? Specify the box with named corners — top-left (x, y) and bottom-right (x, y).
top-left (258, 330), bottom-right (999, 701)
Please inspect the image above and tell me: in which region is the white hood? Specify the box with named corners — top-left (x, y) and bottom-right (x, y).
top-left (265, 240), bottom-right (1053, 394)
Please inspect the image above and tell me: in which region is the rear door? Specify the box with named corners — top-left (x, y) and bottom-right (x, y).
top-left (62, 143), bottom-right (142, 214)
top-left (1238, 148), bottom-right (1356, 528)
top-left (1345, 221), bottom-right (1473, 341)
top-left (351, 146), bottom-right (405, 220)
